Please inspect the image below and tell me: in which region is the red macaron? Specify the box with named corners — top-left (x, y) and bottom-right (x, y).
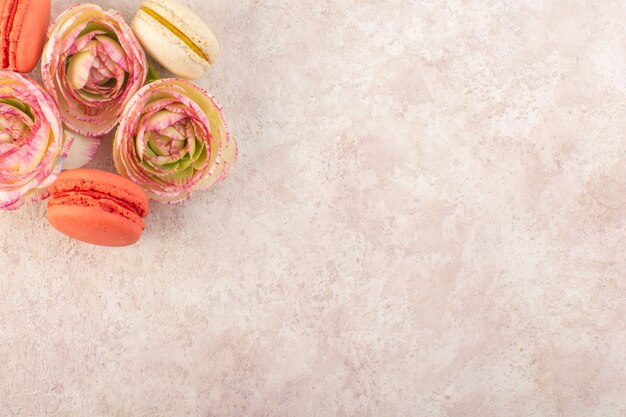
top-left (0, 0), bottom-right (50, 72)
top-left (47, 169), bottom-right (150, 247)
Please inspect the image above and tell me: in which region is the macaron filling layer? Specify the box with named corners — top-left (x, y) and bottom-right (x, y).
top-left (0, 0), bottom-right (18, 68)
top-left (50, 178), bottom-right (149, 219)
top-left (49, 190), bottom-right (146, 225)
top-left (139, 5), bottom-right (208, 62)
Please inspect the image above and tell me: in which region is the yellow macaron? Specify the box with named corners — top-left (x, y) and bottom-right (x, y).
top-left (131, 0), bottom-right (219, 80)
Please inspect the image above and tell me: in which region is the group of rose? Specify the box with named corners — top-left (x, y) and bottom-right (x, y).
top-left (0, 4), bottom-right (236, 210)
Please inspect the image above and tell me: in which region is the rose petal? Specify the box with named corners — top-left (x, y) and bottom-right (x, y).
top-left (62, 129), bottom-right (101, 170)
top-left (66, 51), bottom-right (96, 90)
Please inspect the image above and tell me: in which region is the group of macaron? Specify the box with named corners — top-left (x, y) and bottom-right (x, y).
top-left (0, 0), bottom-right (237, 246)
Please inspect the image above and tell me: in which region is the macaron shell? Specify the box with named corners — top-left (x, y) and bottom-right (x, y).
top-left (47, 204), bottom-right (144, 247)
top-left (10, 0), bottom-right (49, 72)
top-left (132, 13), bottom-right (207, 79)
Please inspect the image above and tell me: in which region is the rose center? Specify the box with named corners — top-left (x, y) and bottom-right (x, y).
top-left (0, 129), bottom-right (11, 144)
top-left (84, 57), bottom-right (115, 91)
top-left (0, 114), bottom-right (31, 145)
top-left (137, 111), bottom-right (208, 179)
top-left (66, 36), bottom-right (128, 98)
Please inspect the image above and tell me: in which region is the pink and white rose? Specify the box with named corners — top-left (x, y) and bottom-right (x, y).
top-left (0, 71), bottom-right (69, 210)
top-left (113, 79), bottom-right (237, 203)
top-left (41, 3), bottom-right (147, 138)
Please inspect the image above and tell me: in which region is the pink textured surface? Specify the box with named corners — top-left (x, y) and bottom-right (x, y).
top-left (1, 0), bottom-right (625, 416)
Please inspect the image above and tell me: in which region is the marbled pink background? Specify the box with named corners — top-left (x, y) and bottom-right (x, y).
top-left (1, 0), bottom-right (625, 416)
